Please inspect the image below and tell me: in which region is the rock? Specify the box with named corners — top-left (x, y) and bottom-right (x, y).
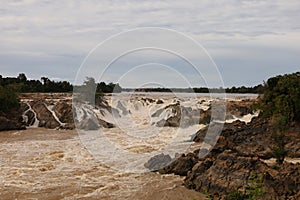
top-left (156, 104), bottom-right (181, 127)
top-left (31, 101), bottom-right (60, 129)
top-left (0, 109), bottom-right (26, 131)
top-left (156, 99), bottom-right (164, 104)
top-left (98, 118), bottom-right (114, 128)
top-left (144, 153), bottom-right (172, 171)
top-left (0, 115), bottom-right (25, 131)
top-left (77, 118), bottom-right (100, 130)
top-left (117, 101), bottom-right (129, 115)
top-left (184, 150), bottom-right (267, 196)
top-left (160, 116), bottom-right (300, 199)
top-left (54, 101), bottom-right (73, 124)
top-left (199, 108), bottom-right (211, 124)
top-left (227, 100), bottom-right (255, 117)
top-left (159, 153), bottom-right (198, 176)
top-left (23, 110), bottom-right (36, 126)
top-left (192, 119), bottom-right (273, 159)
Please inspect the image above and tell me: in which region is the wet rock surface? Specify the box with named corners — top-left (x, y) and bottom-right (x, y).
top-left (160, 117), bottom-right (300, 199)
top-left (0, 109), bottom-right (25, 131)
top-left (31, 101), bottom-right (61, 129)
top-left (144, 153), bottom-right (172, 171)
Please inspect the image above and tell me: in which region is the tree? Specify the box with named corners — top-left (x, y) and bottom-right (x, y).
top-left (17, 73), bottom-right (27, 83)
top-left (0, 85), bottom-right (20, 112)
top-left (41, 77), bottom-right (50, 85)
top-left (259, 72), bottom-right (300, 164)
top-left (260, 72), bottom-right (300, 122)
top-left (79, 77), bottom-right (103, 105)
top-left (272, 115), bottom-right (288, 164)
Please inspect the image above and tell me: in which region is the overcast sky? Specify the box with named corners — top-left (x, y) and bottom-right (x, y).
top-left (0, 0), bottom-right (299, 87)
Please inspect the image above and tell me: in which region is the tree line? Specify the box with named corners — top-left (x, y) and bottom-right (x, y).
top-left (0, 73), bottom-right (72, 93)
top-left (0, 73), bottom-right (123, 94)
top-left (124, 85), bottom-right (264, 94)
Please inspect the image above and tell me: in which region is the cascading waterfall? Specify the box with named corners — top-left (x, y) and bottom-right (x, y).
top-left (44, 103), bottom-right (65, 126)
top-left (23, 102), bottom-right (40, 127)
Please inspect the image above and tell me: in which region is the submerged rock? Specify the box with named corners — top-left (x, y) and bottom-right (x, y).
top-left (144, 153), bottom-right (172, 171)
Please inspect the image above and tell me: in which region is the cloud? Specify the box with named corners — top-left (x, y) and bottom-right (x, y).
top-left (0, 0), bottom-right (299, 87)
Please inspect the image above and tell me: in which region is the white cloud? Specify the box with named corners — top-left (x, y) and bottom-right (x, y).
top-left (0, 0), bottom-right (299, 86)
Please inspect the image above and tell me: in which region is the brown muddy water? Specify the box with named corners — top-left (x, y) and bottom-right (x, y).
top-left (0, 128), bottom-right (205, 200)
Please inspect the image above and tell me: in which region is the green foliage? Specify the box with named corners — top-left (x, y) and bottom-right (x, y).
top-left (245, 173), bottom-right (264, 200)
top-left (0, 85), bottom-right (20, 112)
top-left (259, 72), bottom-right (300, 164)
top-left (225, 84), bottom-right (264, 94)
top-left (271, 116), bottom-right (289, 164)
top-left (0, 73), bottom-right (73, 93)
top-left (97, 82), bottom-right (122, 93)
top-left (227, 173), bottom-right (264, 200)
top-left (227, 190), bottom-right (245, 200)
top-left (260, 72), bottom-right (300, 123)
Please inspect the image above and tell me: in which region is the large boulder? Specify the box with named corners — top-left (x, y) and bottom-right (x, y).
top-left (0, 109), bottom-right (25, 131)
top-left (31, 101), bottom-right (60, 129)
top-left (156, 104), bottom-right (182, 127)
top-left (77, 118), bottom-right (99, 130)
top-left (144, 153), bottom-right (172, 171)
top-left (159, 153), bottom-right (198, 176)
top-left (0, 115), bottom-right (25, 131)
top-left (54, 101), bottom-right (73, 124)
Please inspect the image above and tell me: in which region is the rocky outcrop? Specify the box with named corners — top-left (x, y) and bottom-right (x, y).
top-left (155, 103), bottom-right (207, 128)
top-left (226, 100), bottom-right (255, 117)
top-left (183, 150), bottom-right (300, 199)
top-left (77, 117), bottom-right (100, 130)
top-left (31, 101), bottom-right (60, 129)
top-left (159, 117), bottom-right (300, 199)
top-left (159, 153), bottom-right (199, 176)
top-left (144, 153), bottom-right (172, 171)
top-left (156, 104), bottom-right (182, 127)
top-left (53, 101), bottom-right (73, 124)
top-left (0, 111), bottom-right (25, 131)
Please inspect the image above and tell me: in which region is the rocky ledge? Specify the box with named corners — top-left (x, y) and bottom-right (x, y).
top-left (158, 117), bottom-right (300, 199)
top-left (0, 109), bottom-right (26, 131)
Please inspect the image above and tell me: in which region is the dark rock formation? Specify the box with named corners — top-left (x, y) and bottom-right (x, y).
top-left (117, 101), bottom-right (129, 115)
top-left (159, 117), bottom-right (300, 199)
top-left (31, 101), bottom-right (60, 129)
top-left (98, 118), bottom-right (114, 128)
top-left (156, 104), bottom-right (182, 127)
top-left (156, 99), bottom-right (164, 104)
top-left (226, 100), bottom-right (255, 117)
top-left (0, 105), bottom-right (26, 131)
top-left (54, 101), bottom-right (73, 124)
top-left (77, 118), bottom-right (100, 130)
top-left (144, 153), bottom-right (172, 171)
top-left (159, 153), bottom-right (199, 176)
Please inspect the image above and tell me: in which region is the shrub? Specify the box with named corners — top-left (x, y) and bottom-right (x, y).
top-left (0, 85), bottom-right (20, 112)
top-left (260, 72), bottom-right (300, 123)
top-left (259, 72), bottom-right (300, 164)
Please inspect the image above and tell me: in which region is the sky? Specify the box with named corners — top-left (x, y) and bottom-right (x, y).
top-left (0, 0), bottom-right (299, 88)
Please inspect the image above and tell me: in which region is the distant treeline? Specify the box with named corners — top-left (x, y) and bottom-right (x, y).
top-left (0, 74), bottom-right (121, 93)
top-left (0, 73), bottom-right (73, 93)
top-left (1, 73), bottom-right (264, 94)
top-left (123, 84), bottom-right (264, 94)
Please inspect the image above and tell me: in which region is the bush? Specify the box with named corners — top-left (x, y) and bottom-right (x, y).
top-left (260, 72), bottom-right (300, 123)
top-left (259, 72), bottom-right (300, 164)
top-left (0, 85), bottom-right (20, 112)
